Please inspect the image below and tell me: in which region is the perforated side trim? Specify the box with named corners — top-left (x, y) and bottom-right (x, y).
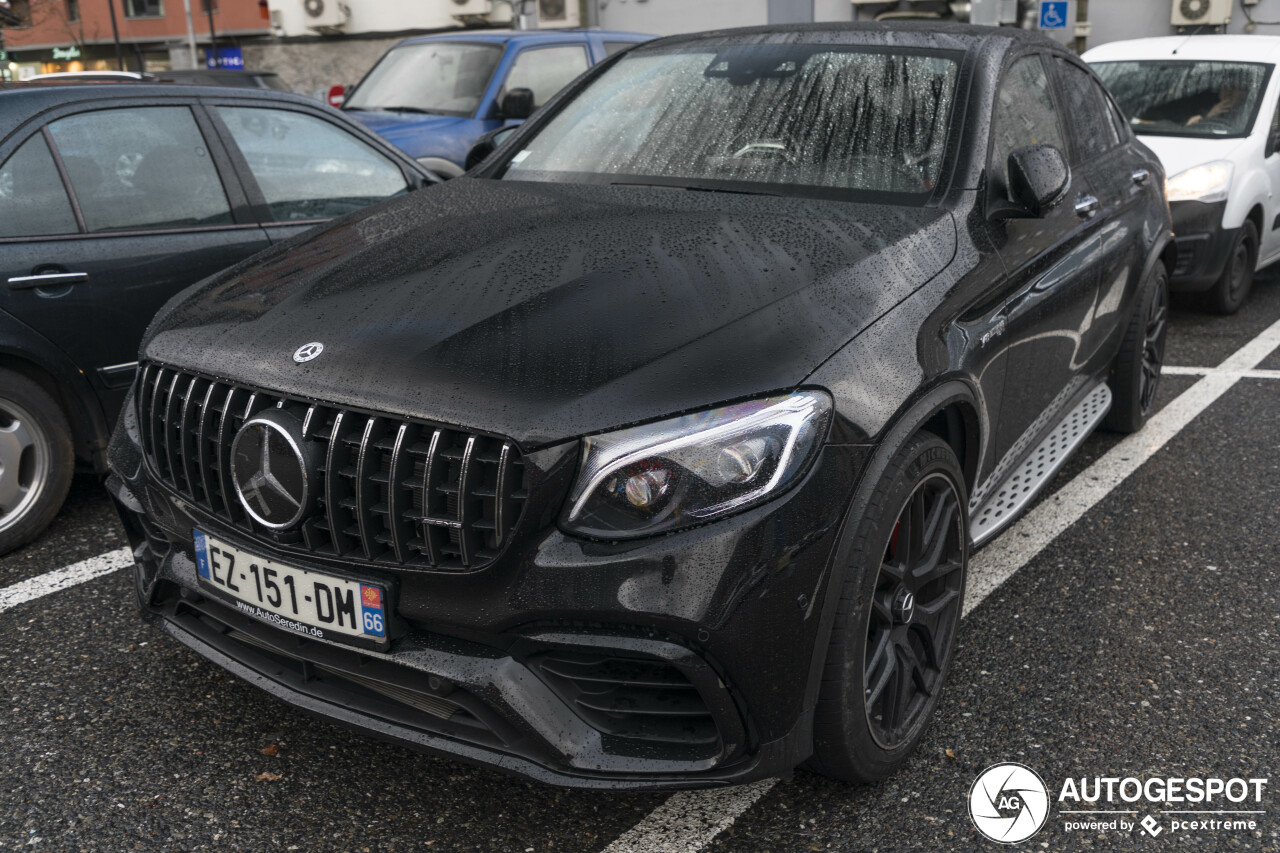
top-left (970, 384), bottom-right (1111, 547)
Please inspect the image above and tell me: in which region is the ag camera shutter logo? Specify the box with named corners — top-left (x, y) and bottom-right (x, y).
top-left (970, 763), bottom-right (1051, 844)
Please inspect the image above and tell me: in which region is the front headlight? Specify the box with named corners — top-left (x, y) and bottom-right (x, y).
top-left (1165, 161), bottom-right (1234, 204)
top-left (562, 391), bottom-right (832, 539)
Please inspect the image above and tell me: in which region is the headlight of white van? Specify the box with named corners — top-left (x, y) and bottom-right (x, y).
top-left (1165, 161), bottom-right (1234, 204)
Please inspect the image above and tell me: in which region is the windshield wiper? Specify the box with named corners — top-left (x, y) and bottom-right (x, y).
top-left (378, 106), bottom-right (438, 114)
top-left (609, 181), bottom-right (780, 197)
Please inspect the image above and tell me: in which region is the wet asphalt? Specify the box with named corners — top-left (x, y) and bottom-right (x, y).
top-left (1, 275), bottom-right (1279, 852)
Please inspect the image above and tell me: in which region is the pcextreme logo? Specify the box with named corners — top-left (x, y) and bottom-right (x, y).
top-left (968, 765), bottom-right (1269, 844)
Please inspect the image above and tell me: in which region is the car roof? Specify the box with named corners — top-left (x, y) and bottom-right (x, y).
top-left (162, 68), bottom-right (280, 76)
top-left (637, 20), bottom-right (1068, 52)
top-left (0, 82), bottom-right (324, 140)
top-left (396, 27), bottom-right (653, 47)
top-left (1083, 34), bottom-right (1280, 64)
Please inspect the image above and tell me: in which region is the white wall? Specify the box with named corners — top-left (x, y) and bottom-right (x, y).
top-left (813, 0), bottom-right (854, 22)
top-left (596, 0), bottom-right (768, 35)
top-left (267, 0), bottom-right (497, 39)
top-left (1089, 0), bottom-right (1280, 49)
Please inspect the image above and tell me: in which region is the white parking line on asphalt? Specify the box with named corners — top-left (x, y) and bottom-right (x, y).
top-left (1162, 365), bottom-right (1280, 379)
top-left (602, 315), bottom-right (1280, 853)
top-left (601, 781), bottom-right (778, 853)
top-left (0, 548), bottom-right (132, 615)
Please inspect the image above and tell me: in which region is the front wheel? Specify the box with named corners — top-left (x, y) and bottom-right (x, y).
top-left (1204, 220), bottom-right (1257, 315)
top-left (807, 433), bottom-right (967, 783)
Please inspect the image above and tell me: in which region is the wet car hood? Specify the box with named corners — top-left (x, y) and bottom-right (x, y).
top-left (342, 109), bottom-right (470, 158)
top-left (143, 179), bottom-right (957, 449)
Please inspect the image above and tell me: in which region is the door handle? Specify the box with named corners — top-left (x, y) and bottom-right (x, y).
top-left (1074, 196), bottom-right (1100, 217)
top-left (7, 272), bottom-right (89, 290)
top-left (1132, 168), bottom-right (1150, 185)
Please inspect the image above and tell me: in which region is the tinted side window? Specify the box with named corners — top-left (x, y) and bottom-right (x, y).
top-left (0, 134), bottom-right (78, 238)
top-left (603, 41), bottom-right (637, 57)
top-left (502, 45), bottom-right (590, 108)
top-left (1270, 96), bottom-right (1280, 156)
top-left (990, 55), bottom-right (1066, 198)
top-left (1054, 59), bottom-right (1116, 161)
top-left (216, 106), bottom-right (410, 222)
top-left (1100, 87), bottom-right (1129, 142)
top-left (47, 106), bottom-right (232, 232)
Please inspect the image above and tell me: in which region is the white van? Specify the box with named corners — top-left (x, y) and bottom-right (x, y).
top-left (1085, 35), bottom-right (1280, 313)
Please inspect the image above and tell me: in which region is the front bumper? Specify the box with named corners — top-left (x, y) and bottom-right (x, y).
top-left (1169, 199), bottom-right (1233, 291)
top-left (107, 391), bottom-right (869, 789)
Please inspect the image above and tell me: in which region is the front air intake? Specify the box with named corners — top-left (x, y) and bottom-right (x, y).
top-left (136, 363), bottom-right (527, 572)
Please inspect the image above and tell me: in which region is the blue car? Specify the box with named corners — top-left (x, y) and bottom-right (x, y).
top-left (342, 29), bottom-right (653, 177)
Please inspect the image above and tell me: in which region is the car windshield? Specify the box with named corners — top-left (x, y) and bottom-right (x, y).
top-left (1092, 60), bottom-right (1272, 138)
top-left (344, 41), bottom-right (503, 117)
top-left (499, 43), bottom-right (960, 200)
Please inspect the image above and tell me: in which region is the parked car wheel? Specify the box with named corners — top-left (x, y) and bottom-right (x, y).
top-left (1105, 263), bottom-right (1169, 433)
top-left (1205, 220), bottom-right (1257, 315)
top-left (808, 433), bottom-right (968, 783)
top-left (0, 369), bottom-right (74, 555)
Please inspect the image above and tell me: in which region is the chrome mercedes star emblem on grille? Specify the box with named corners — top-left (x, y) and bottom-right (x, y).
top-left (230, 413), bottom-right (313, 530)
top-left (293, 342), bottom-right (324, 363)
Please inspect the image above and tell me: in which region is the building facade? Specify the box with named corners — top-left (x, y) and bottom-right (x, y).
top-left (1, 0), bottom-right (273, 78)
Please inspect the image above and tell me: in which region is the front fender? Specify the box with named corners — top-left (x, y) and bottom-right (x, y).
top-left (1223, 159), bottom-right (1271, 231)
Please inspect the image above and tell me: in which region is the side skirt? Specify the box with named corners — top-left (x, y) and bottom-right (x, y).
top-left (968, 383), bottom-right (1112, 547)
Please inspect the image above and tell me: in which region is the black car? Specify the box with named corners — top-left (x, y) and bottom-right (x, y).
top-left (0, 82), bottom-right (434, 553)
top-left (108, 23), bottom-right (1172, 788)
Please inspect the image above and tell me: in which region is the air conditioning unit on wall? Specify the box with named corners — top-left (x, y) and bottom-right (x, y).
top-left (300, 0), bottom-right (347, 29)
top-left (535, 0), bottom-right (579, 27)
top-left (1172, 0), bottom-right (1231, 26)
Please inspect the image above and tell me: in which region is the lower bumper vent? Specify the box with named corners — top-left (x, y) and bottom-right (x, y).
top-left (530, 650), bottom-right (720, 758)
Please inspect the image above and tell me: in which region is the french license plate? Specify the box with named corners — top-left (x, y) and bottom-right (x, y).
top-left (193, 530), bottom-right (388, 646)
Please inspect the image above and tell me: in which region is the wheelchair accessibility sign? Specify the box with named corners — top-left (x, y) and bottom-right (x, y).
top-left (1040, 0), bottom-right (1069, 29)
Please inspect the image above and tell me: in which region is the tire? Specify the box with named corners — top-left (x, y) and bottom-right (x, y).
top-left (807, 433), bottom-right (968, 783)
top-left (1104, 263), bottom-right (1169, 434)
top-left (0, 369), bottom-right (74, 555)
top-left (1204, 220), bottom-right (1257, 315)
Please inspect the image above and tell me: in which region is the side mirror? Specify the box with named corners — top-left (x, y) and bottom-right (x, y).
top-left (499, 88), bottom-right (536, 120)
top-left (465, 126), bottom-right (519, 171)
top-left (1268, 129), bottom-right (1280, 159)
top-left (1003, 144), bottom-right (1070, 219)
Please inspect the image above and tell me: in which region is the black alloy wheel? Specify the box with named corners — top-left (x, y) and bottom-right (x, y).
top-left (808, 433), bottom-right (968, 783)
top-left (1139, 272), bottom-right (1168, 415)
top-left (1105, 263), bottom-right (1169, 434)
top-left (863, 473), bottom-right (965, 750)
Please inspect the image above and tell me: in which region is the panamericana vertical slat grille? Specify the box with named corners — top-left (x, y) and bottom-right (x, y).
top-left (137, 363), bottom-right (528, 572)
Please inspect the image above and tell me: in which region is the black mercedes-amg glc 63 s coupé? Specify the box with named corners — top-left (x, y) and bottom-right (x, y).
top-left (108, 23), bottom-right (1173, 788)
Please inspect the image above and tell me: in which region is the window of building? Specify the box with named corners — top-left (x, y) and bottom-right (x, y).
top-left (67, 0), bottom-right (79, 22)
top-left (124, 0), bottom-right (164, 19)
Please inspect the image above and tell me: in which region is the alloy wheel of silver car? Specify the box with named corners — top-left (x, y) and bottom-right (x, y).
top-left (0, 396), bottom-right (51, 536)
